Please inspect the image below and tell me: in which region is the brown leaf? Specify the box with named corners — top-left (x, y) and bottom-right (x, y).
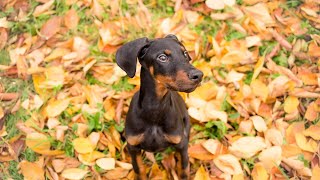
top-left (64, 9), bottom-right (79, 29)
top-left (40, 16), bottom-right (61, 40)
top-left (0, 28), bottom-right (8, 50)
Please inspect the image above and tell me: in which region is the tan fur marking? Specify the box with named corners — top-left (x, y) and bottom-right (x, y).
top-left (136, 154), bottom-right (147, 180)
top-left (149, 66), bottom-right (154, 76)
top-left (164, 134), bottom-right (182, 144)
top-left (176, 70), bottom-right (189, 82)
top-left (126, 134), bottom-right (144, 146)
top-left (164, 49), bottom-right (171, 55)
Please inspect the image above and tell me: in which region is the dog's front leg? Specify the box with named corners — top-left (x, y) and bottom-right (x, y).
top-left (177, 144), bottom-right (190, 180)
top-left (127, 145), bottom-right (147, 180)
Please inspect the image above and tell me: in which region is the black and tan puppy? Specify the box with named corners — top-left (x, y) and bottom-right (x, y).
top-left (116, 34), bottom-right (203, 180)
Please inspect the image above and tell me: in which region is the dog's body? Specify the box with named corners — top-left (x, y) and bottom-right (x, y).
top-left (116, 35), bottom-right (203, 180)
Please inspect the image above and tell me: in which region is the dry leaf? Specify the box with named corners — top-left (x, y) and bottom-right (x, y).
top-left (311, 166), bottom-right (320, 180)
top-left (295, 133), bottom-right (318, 153)
top-left (265, 128), bottom-right (283, 146)
top-left (194, 165), bottom-right (210, 180)
top-left (61, 168), bottom-right (88, 180)
top-left (303, 125), bottom-right (320, 140)
top-left (214, 154), bottom-right (242, 175)
top-left (40, 16), bottom-right (61, 40)
top-left (284, 96), bottom-right (299, 114)
top-left (251, 79), bottom-right (269, 102)
top-left (188, 144), bottom-right (215, 160)
top-left (64, 9), bottom-right (79, 29)
top-left (251, 163), bottom-right (268, 180)
top-left (96, 158), bottom-right (116, 170)
top-left (250, 115), bottom-right (267, 132)
top-left (258, 146), bottom-right (282, 171)
top-left (201, 139), bottom-right (220, 155)
top-left (19, 161), bottom-right (45, 180)
top-left (73, 137), bottom-right (95, 154)
top-left (45, 98), bottom-right (70, 118)
top-left (26, 132), bottom-right (51, 153)
top-left (230, 136), bottom-right (267, 158)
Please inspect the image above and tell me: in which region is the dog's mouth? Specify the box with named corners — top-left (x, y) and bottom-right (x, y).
top-left (166, 81), bottom-right (201, 93)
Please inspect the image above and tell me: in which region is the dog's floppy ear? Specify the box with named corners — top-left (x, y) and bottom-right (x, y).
top-left (116, 37), bottom-right (149, 78)
top-left (165, 34), bottom-right (178, 41)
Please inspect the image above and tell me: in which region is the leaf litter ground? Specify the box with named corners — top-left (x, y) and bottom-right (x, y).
top-left (0, 0), bottom-right (320, 179)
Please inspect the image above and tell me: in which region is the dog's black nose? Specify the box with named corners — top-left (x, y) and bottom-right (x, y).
top-left (188, 69), bottom-right (203, 82)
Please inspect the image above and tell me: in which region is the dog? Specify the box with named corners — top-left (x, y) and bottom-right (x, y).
top-left (116, 34), bottom-right (203, 180)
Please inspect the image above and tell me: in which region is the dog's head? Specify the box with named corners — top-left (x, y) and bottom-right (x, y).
top-left (115, 34), bottom-right (203, 93)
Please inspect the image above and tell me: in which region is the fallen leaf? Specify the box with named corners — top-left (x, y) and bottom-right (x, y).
top-left (26, 132), bottom-right (51, 153)
top-left (251, 163), bottom-right (268, 180)
top-left (64, 9), bottom-right (79, 29)
top-left (201, 139), bottom-right (220, 155)
top-left (96, 158), bottom-right (116, 170)
top-left (251, 79), bottom-right (269, 102)
top-left (73, 137), bottom-right (95, 154)
top-left (311, 165), bottom-right (320, 180)
top-left (19, 161), bottom-right (45, 180)
top-left (214, 154), bottom-right (242, 175)
top-left (40, 16), bottom-right (61, 40)
top-left (265, 128), bottom-right (283, 146)
top-left (229, 136), bottom-right (267, 158)
top-left (61, 168), bottom-right (88, 180)
top-left (250, 115), bottom-right (267, 132)
top-left (284, 96), bottom-right (299, 114)
top-left (305, 102), bottom-right (318, 121)
top-left (258, 146), bottom-right (282, 171)
top-left (188, 143), bottom-right (215, 160)
top-left (45, 98), bottom-right (70, 118)
top-left (295, 133), bottom-right (318, 153)
top-left (303, 125), bottom-right (320, 140)
top-left (194, 165), bottom-right (210, 180)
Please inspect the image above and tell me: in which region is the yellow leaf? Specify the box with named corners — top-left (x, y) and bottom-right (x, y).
top-left (96, 158), bottom-right (116, 170)
top-left (45, 98), bottom-right (70, 118)
top-left (188, 144), bottom-right (215, 160)
top-left (232, 174), bottom-right (244, 180)
top-left (44, 48), bottom-right (70, 62)
top-left (73, 137), bottom-right (95, 154)
top-left (295, 133), bottom-right (317, 153)
top-left (61, 168), bottom-right (88, 180)
top-left (251, 79), bottom-right (269, 102)
top-left (220, 51), bottom-right (243, 65)
top-left (214, 154), bottom-right (242, 175)
top-left (32, 73), bottom-right (50, 99)
top-left (303, 125), bottom-right (320, 140)
top-left (19, 161), bottom-right (45, 180)
top-left (311, 166), bottom-right (320, 180)
top-left (252, 57), bottom-right (264, 80)
top-left (78, 151), bottom-right (106, 165)
top-left (194, 165), bottom-right (210, 180)
top-left (284, 96), bottom-right (299, 114)
top-left (83, 85), bottom-right (103, 107)
top-left (201, 139), bottom-right (220, 155)
top-left (26, 132), bottom-right (51, 153)
top-left (251, 163), bottom-right (268, 180)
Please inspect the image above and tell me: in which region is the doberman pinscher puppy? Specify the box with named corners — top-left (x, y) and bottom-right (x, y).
top-left (116, 34), bottom-right (203, 180)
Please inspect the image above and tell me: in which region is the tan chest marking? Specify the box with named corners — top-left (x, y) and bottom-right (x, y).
top-left (164, 134), bottom-right (182, 144)
top-left (126, 133), bottom-right (145, 146)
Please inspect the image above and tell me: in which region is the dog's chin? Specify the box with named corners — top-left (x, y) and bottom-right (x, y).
top-left (167, 83), bottom-right (200, 93)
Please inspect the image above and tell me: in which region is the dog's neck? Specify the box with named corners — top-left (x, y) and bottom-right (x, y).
top-left (138, 67), bottom-right (171, 109)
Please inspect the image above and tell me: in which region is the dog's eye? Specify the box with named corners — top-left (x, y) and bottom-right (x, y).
top-left (183, 51), bottom-right (189, 58)
top-left (157, 54), bottom-right (168, 62)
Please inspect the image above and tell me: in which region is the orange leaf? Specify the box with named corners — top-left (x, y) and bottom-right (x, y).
top-left (311, 165), bottom-right (320, 180)
top-left (305, 102), bottom-right (318, 121)
top-left (64, 9), bottom-right (79, 29)
top-left (40, 16), bottom-right (61, 40)
top-left (251, 79), bottom-right (269, 102)
top-left (303, 125), bottom-right (320, 140)
top-left (19, 161), bottom-right (45, 180)
top-left (188, 144), bottom-right (215, 160)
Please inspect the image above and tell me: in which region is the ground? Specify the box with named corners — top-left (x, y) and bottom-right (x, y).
top-left (0, 0), bottom-right (320, 179)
